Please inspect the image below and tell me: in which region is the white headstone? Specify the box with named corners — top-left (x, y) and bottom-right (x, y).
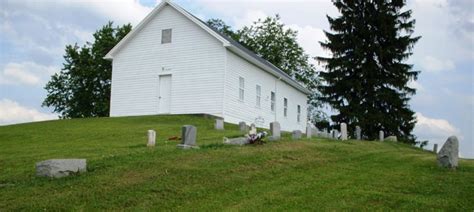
top-left (269, 122), bottom-right (281, 140)
top-left (379, 131), bottom-right (384, 141)
top-left (249, 124), bottom-right (257, 135)
top-left (306, 125), bottom-right (313, 138)
top-left (147, 130), bottom-right (156, 147)
top-left (355, 126), bottom-right (361, 140)
top-left (433, 143), bottom-right (438, 153)
top-left (340, 123), bottom-right (348, 141)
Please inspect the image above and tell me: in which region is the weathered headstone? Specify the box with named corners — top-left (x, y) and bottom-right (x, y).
top-left (147, 130), bottom-right (156, 147)
top-left (340, 123), bottom-right (348, 141)
top-left (215, 119), bottom-right (224, 130)
top-left (306, 125), bottom-right (313, 139)
top-left (177, 125), bottom-right (199, 149)
top-left (249, 124), bottom-right (257, 135)
top-left (385, 136), bottom-right (397, 142)
top-left (269, 122), bottom-right (281, 141)
top-left (437, 136), bottom-right (459, 168)
top-left (292, 130), bottom-right (302, 140)
top-left (36, 159), bottom-right (87, 178)
top-left (239, 122), bottom-right (248, 132)
top-left (223, 137), bottom-right (249, 146)
top-left (433, 143), bottom-right (438, 153)
top-left (355, 126), bottom-right (361, 140)
top-left (379, 131), bottom-right (384, 141)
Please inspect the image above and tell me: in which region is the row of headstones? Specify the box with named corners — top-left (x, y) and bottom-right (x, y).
top-left (36, 123), bottom-right (461, 178)
top-left (305, 123), bottom-right (396, 142)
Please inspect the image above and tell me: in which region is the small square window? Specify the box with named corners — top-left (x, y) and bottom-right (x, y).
top-left (161, 29), bottom-right (172, 44)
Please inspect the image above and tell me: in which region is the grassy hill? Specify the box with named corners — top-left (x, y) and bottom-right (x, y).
top-left (0, 115), bottom-right (473, 210)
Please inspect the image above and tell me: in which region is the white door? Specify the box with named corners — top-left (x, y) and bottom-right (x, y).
top-left (158, 75), bottom-right (171, 114)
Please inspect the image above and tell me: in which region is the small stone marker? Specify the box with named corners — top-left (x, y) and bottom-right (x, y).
top-left (249, 124), bottom-right (257, 135)
top-left (340, 123), bottom-right (347, 141)
top-left (292, 130), bottom-right (302, 140)
top-left (385, 136), bottom-right (397, 142)
top-left (215, 119), bottom-right (224, 130)
top-left (147, 130), bottom-right (156, 147)
top-left (36, 159), bottom-right (86, 178)
top-left (433, 143), bottom-right (438, 153)
top-left (239, 122), bottom-right (248, 132)
top-left (355, 126), bottom-right (361, 140)
top-left (223, 137), bottom-right (249, 146)
top-left (379, 131), bottom-right (384, 141)
top-left (177, 125), bottom-right (199, 149)
top-left (269, 122), bottom-right (281, 141)
top-left (306, 125), bottom-right (312, 139)
top-left (437, 136), bottom-right (459, 168)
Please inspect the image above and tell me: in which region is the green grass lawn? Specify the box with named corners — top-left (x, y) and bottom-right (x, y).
top-left (0, 115), bottom-right (473, 210)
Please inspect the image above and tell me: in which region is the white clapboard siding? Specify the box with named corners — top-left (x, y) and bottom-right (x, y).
top-left (110, 5), bottom-right (225, 117)
top-left (223, 51), bottom-right (308, 132)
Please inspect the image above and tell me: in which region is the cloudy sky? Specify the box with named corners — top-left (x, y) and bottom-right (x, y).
top-left (0, 0), bottom-right (472, 158)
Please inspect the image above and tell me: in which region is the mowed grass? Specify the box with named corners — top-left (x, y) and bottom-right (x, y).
top-left (0, 115), bottom-right (473, 210)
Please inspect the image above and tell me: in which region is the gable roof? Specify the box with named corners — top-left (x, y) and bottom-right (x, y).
top-left (104, 0), bottom-right (311, 95)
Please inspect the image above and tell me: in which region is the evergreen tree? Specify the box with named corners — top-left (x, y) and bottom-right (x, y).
top-left (317, 0), bottom-right (420, 142)
top-left (43, 22), bottom-right (131, 118)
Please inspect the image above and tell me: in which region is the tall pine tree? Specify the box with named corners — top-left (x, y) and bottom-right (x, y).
top-left (317, 0), bottom-right (420, 142)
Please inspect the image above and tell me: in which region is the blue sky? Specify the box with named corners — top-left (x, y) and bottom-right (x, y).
top-left (0, 0), bottom-right (472, 158)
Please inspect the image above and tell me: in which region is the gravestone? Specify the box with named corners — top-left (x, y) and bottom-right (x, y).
top-left (292, 130), bottom-right (302, 140)
top-left (249, 124), bottom-right (257, 135)
top-left (215, 119), bottom-right (224, 130)
top-left (177, 125), bottom-right (199, 149)
top-left (437, 136), bottom-right (459, 168)
top-left (36, 159), bottom-right (87, 178)
top-left (223, 137), bottom-right (249, 146)
top-left (355, 126), bottom-right (361, 140)
top-left (433, 143), bottom-right (438, 153)
top-left (306, 125), bottom-right (313, 139)
top-left (269, 122), bottom-right (281, 141)
top-left (239, 122), bottom-right (248, 132)
top-left (385, 136), bottom-right (397, 142)
top-left (379, 131), bottom-right (384, 141)
top-left (147, 130), bottom-right (156, 147)
top-left (340, 123), bottom-right (348, 141)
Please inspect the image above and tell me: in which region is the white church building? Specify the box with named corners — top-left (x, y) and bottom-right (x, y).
top-left (105, 0), bottom-right (310, 131)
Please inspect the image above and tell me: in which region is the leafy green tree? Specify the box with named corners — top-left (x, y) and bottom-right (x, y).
top-left (207, 16), bottom-right (323, 113)
top-left (317, 0), bottom-right (420, 142)
top-left (206, 19), bottom-right (241, 41)
top-left (43, 22), bottom-right (131, 118)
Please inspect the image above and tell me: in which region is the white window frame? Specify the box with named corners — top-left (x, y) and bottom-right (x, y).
top-left (256, 85), bottom-right (261, 108)
top-left (283, 98), bottom-right (288, 117)
top-left (271, 91), bottom-right (276, 112)
top-left (297, 105), bottom-right (301, 123)
top-left (239, 77), bottom-right (245, 101)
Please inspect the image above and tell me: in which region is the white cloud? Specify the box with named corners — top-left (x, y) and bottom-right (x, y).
top-left (414, 112), bottom-right (462, 152)
top-left (420, 56), bottom-right (455, 72)
top-left (232, 10), bottom-right (267, 29)
top-left (0, 62), bottom-right (59, 86)
top-left (0, 99), bottom-right (57, 126)
top-left (408, 80), bottom-right (424, 92)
